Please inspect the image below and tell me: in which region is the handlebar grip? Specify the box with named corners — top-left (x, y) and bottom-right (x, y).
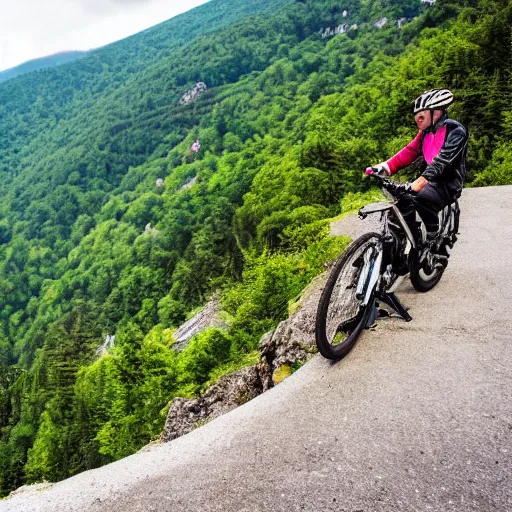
top-left (364, 169), bottom-right (413, 196)
top-left (365, 167), bottom-right (381, 176)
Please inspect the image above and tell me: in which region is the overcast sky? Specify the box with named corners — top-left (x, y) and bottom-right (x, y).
top-left (0, 0), bottom-right (210, 71)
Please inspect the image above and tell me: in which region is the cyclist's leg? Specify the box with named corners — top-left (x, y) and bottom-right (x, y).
top-left (413, 184), bottom-right (452, 237)
top-left (395, 193), bottom-right (422, 245)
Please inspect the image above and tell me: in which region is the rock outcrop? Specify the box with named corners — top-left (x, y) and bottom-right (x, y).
top-left (179, 82), bottom-right (207, 105)
top-left (179, 175), bottom-right (198, 191)
top-left (172, 294), bottom-right (227, 351)
top-left (162, 366), bottom-right (263, 441)
top-left (162, 273), bottom-right (328, 441)
top-left (257, 273), bottom-right (327, 387)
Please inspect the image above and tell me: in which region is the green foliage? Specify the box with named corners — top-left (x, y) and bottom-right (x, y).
top-left (470, 142), bottom-right (512, 187)
top-left (340, 188), bottom-right (386, 214)
top-left (176, 328), bottom-right (232, 393)
top-left (222, 230), bottom-right (349, 347)
top-left (204, 350), bottom-right (261, 387)
top-left (470, 109), bottom-right (512, 187)
top-left (25, 406), bottom-right (62, 482)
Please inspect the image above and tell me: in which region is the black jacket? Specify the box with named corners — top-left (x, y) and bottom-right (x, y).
top-left (421, 119), bottom-right (468, 198)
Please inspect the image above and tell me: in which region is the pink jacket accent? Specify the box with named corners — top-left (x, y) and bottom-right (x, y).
top-left (386, 125), bottom-right (447, 175)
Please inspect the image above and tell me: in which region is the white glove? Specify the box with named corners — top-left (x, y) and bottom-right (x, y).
top-left (373, 162), bottom-right (390, 175)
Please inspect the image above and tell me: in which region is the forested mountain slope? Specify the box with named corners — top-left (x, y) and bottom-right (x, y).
top-left (0, 0), bottom-right (510, 496)
top-left (0, 52), bottom-right (89, 83)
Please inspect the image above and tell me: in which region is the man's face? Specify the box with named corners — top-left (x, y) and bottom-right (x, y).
top-left (415, 109), bottom-right (442, 130)
top-left (414, 110), bottom-right (432, 130)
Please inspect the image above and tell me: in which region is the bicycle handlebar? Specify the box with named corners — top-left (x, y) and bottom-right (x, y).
top-left (365, 168), bottom-right (413, 198)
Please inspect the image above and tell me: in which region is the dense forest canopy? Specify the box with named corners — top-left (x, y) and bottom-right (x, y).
top-left (0, 0), bottom-right (510, 495)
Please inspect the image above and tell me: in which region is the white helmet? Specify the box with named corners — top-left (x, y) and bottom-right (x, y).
top-left (413, 89), bottom-right (454, 114)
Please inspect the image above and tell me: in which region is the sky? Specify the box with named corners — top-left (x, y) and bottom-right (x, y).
top-left (0, 0), bottom-right (210, 72)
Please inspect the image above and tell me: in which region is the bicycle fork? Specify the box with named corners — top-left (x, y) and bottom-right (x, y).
top-left (355, 245), bottom-right (383, 306)
top-left (355, 241), bottom-right (412, 326)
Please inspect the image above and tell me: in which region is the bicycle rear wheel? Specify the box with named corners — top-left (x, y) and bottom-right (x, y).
top-left (315, 232), bottom-right (381, 360)
top-left (410, 258), bottom-right (444, 292)
top-left (410, 202), bottom-right (460, 292)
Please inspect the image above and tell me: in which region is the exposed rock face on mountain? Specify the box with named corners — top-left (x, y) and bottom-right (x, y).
top-left (179, 81), bottom-right (207, 105)
top-left (162, 273), bottom-right (328, 441)
top-left (258, 273), bottom-right (327, 385)
top-left (172, 294), bottom-right (227, 351)
top-left (179, 175), bottom-right (198, 191)
top-left (162, 366), bottom-right (263, 441)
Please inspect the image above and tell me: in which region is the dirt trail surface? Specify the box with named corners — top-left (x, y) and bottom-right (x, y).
top-left (3, 186), bottom-right (511, 512)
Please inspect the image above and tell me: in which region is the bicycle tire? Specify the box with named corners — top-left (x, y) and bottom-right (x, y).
top-left (410, 262), bottom-right (444, 292)
top-left (315, 232), bottom-right (381, 360)
top-left (410, 203), bottom-right (459, 292)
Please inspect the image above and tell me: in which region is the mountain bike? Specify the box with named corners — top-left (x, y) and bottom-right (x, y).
top-left (315, 172), bottom-right (460, 360)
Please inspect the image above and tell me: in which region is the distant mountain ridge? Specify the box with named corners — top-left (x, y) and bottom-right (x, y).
top-left (0, 51), bottom-right (89, 83)
top-left (0, 0), bottom-right (288, 84)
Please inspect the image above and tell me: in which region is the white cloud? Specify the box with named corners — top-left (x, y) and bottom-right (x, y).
top-left (0, 0), bottom-right (210, 71)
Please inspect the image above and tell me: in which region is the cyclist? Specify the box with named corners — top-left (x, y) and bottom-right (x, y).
top-left (366, 88), bottom-right (468, 245)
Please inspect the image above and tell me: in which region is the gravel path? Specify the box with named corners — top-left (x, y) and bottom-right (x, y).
top-left (3, 186), bottom-right (512, 512)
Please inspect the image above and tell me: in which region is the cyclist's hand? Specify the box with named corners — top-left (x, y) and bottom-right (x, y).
top-left (365, 162), bottom-right (389, 176)
top-left (411, 176), bottom-right (428, 192)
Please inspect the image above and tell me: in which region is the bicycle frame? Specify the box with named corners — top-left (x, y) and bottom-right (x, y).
top-left (359, 200), bottom-right (415, 248)
top-left (358, 199), bottom-right (418, 282)
top-left (383, 204), bottom-right (417, 251)
top-left (355, 203), bottom-right (413, 321)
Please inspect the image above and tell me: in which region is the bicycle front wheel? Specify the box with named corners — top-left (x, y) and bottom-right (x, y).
top-left (315, 232), bottom-right (381, 360)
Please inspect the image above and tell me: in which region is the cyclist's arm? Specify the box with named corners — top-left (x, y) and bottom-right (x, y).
top-left (422, 126), bottom-right (467, 182)
top-left (386, 131), bottom-right (422, 175)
